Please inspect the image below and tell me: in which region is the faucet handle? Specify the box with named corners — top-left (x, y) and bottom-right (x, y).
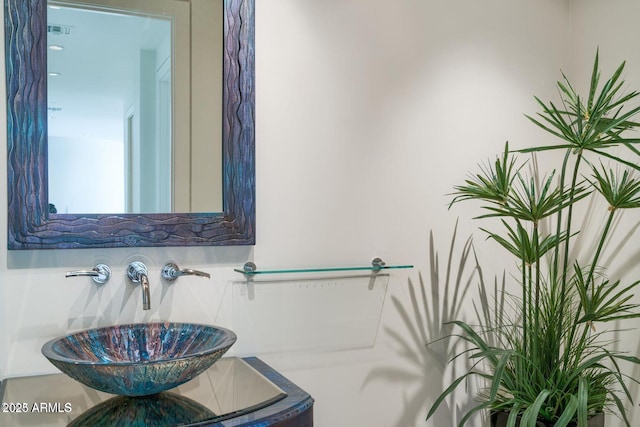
top-left (162, 262), bottom-right (211, 281)
top-left (127, 261), bottom-right (148, 283)
top-left (66, 264), bottom-right (111, 285)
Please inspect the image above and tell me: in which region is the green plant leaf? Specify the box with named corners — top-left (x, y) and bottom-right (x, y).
top-left (575, 271), bottom-right (640, 324)
top-left (577, 376), bottom-right (588, 427)
top-left (554, 395), bottom-right (578, 427)
top-left (588, 164), bottom-right (640, 209)
top-left (610, 391), bottom-right (632, 427)
top-left (426, 371), bottom-right (475, 421)
top-left (457, 401), bottom-right (491, 427)
top-left (489, 351), bottom-right (513, 401)
top-left (449, 142), bottom-right (522, 209)
top-left (520, 389), bottom-right (550, 427)
top-left (506, 403), bottom-right (523, 427)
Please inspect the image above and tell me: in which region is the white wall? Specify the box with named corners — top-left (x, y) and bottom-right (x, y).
top-left (11, 0), bottom-right (640, 426)
top-left (252, 2), bottom-right (570, 425)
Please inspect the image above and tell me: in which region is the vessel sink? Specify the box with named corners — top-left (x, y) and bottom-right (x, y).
top-left (41, 322), bottom-right (237, 396)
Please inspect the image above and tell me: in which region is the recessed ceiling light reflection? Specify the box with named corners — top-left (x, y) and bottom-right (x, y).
top-left (49, 45), bottom-right (64, 51)
top-left (48, 72), bottom-right (62, 77)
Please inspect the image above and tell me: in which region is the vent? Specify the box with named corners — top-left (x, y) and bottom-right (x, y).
top-left (47, 24), bottom-right (71, 35)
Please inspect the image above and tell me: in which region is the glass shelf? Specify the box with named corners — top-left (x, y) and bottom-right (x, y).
top-left (231, 274), bottom-right (391, 354)
top-left (229, 258), bottom-right (412, 354)
top-left (234, 258), bottom-right (413, 277)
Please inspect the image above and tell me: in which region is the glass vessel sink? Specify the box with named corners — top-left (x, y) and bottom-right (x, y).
top-left (41, 322), bottom-right (237, 396)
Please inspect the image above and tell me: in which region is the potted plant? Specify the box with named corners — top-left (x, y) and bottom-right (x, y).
top-left (427, 52), bottom-right (640, 427)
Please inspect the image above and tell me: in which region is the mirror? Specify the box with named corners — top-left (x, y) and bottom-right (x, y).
top-left (47, 0), bottom-right (223, 214)
top-left (6, 0), bottom-right (255, 249)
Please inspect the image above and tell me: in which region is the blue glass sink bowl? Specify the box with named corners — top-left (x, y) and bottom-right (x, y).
top-left (41, 322), bottom-right (237, 396)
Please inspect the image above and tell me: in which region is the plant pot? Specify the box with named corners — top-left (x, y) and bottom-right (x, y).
top-left (490, 411), bottom-right (604, 427)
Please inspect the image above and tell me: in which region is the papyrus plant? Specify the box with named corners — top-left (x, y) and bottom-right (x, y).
top-left (427, 52), bottom-right (640, 427)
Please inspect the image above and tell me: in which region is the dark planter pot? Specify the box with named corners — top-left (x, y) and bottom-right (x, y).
top-left (490, 411), bottom-right (604, 427)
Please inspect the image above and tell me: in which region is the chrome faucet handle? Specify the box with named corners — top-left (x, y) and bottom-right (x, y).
top-left (161, 262), bottom-right (211, 281)
top-left (127, 261), bottom-right (148, 283)
top-left (127, 262), bottom-right (150, 310)
top-left (65, 264), bottom-right (111, 285)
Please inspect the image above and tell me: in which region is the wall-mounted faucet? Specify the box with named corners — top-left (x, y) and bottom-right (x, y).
top-left (127, 262), bottom-right (151, 310)
top-left (161, 263), bottom-right (211, 281)
top-left (65, 264), bottom-right (111, 285)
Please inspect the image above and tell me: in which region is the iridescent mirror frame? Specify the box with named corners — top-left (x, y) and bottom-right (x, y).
top-left (5, 0), bottom-right (255, 249)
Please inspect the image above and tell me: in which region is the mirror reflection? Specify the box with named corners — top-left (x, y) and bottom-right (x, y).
top-left (47, 0), bottom-right (223, 215)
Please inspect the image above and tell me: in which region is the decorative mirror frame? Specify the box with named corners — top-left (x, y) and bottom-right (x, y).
top-left (5, 0), bottom-right (255, 249)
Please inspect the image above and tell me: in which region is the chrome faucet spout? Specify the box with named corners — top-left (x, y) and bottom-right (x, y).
top-left (140, 274), bottom-right (151, 310)
top-left (127, 262), bottom-right (151, 311)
